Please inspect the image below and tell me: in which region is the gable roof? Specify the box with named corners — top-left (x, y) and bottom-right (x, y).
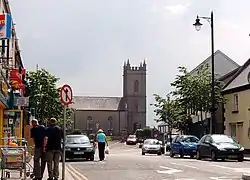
top-left (71, 96), bottom-right (122, 110)
top-left (222, 58), bottom-right (250, 92)
top-left (190, 50), bottom-right (240, 78)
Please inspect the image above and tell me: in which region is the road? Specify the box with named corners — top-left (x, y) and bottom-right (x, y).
top-left (66, 142), bottom-right (250, 180)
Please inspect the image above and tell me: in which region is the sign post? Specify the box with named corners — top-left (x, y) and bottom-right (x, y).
top-left (60, 84), bottom-right (73, 180)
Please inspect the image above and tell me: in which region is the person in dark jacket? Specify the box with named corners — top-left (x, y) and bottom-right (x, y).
top-left (46, 118), bottom-right (63, 180)
top-left (30, 119), bottom-right (46, 180)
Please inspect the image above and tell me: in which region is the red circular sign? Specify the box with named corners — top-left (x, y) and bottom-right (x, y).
top-left (60, 84), bottom-right (73, 105)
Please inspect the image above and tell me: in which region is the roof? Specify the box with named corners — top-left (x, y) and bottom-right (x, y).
top-left (190, 50), bottom-right (240, 78)
top-left (71, 96), bottom-right (122, 110)
top-left (222, 58), bottom-right (250, 92)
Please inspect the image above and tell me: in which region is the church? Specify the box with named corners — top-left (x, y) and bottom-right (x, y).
top-left (70, 60), bottom-right (147, 136)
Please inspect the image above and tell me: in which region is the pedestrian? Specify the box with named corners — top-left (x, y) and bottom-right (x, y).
top-left (40, 122), bottom-right (49, 179)
top-left (96, 129), bottom-right (108, 161)
top-left (46, 118), bottom-right (63, 180)
top-left (30, 119), bottom-right (47, 180)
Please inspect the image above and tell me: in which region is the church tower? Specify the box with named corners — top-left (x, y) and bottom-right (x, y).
top-left (123, 59), bottom-right (146, 133)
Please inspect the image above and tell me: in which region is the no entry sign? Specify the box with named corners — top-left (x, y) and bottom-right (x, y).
top-left (60, 84), bottom-right (73, 105)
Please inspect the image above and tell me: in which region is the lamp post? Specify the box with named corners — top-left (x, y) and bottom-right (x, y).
top-left (193, 11), bottom-right (215, 134)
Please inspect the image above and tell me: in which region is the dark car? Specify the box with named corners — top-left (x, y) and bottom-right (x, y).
top-left (196, 134), bottom-right (244, 162)
top-left (126, 135), bottom-right (137, 145)
top-left (65, 135), bottom-right (95, 161)
top-left (170, 135), bottom-right (199, 158)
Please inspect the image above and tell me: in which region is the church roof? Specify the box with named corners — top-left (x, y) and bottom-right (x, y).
top-left (71, 96), bottom-right (122, 110)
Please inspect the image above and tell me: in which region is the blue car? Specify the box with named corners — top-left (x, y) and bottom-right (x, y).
top-left (170, 135), bottom-right (199, 158)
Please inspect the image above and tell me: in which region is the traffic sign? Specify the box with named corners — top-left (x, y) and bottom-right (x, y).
top-left (60, 84), bottom-right (73, 105)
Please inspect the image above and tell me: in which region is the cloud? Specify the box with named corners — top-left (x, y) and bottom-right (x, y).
top-left (164, 3), bottom-right (190, 15)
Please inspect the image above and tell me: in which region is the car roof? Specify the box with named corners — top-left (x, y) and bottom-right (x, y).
top-left (66, 135), bottom-right (88, 138)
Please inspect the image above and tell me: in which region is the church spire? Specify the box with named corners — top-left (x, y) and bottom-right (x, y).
top-left (127, 58), bottom-right (130, 66)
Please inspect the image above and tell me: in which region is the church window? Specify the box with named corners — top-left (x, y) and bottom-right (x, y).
top-left (108, 116), bottom-right (113, 130)
top-left (87, 116), bottom-right (93, 130)
top-left (134, 80), bottom-right (139, 93)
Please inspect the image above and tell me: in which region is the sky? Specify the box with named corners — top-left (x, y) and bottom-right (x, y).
top-left (10, 0), bottom-right (250, 127)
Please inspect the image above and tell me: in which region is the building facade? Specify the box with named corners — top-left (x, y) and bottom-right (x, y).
top-left (0, 0), bottom-right (27, 140)
top-left (71, 60), bottom-right (147, 135)
top-left (223, 59), bottom-right (250, 151)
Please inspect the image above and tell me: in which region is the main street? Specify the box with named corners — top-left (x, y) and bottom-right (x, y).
top-left (66, 142), bottom-right (250, 180)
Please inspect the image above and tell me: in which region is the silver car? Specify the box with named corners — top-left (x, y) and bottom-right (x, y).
top-left (142, 139), bottom-right (162, 156)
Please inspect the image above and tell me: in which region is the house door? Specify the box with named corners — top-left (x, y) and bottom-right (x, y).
top-left (237, 123), bottom-right (243, 145)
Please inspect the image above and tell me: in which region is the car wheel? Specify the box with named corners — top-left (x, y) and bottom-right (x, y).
top-left (90, 155), bottom-right (94, 161)
top-left (170, 150), bottom-right (175, 157)
top-left (238, 155), bottom-right (244, 162)
top-left (211, 151), bottom-right (217, 161)
top-left (142, 151), bottom-right (145, 155)
top-left (157, 151), bottom-right (162, 156)
top-left (179, 150), bottom-right (184, 158)
top-left (190, 155), bottom-right (194, 158)
top-left (139, 144), bottom-right (142, 148)
top-left (196, 150), bottom-right (201, 160)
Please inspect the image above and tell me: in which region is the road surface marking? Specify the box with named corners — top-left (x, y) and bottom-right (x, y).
top-left (210, 177), bottom-right (236, 180)
top-left (157, 166), bottom-right (182, 174)
top-left (170, 162), bottom-right (199, 169)
top-left (210, 165), bottom-right (250, 174)
top-left (67, 164), bottom-right (89, 180)
top-left (209, 164), bottom-right (234, 170)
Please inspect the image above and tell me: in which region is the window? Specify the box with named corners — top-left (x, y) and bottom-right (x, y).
top-left (233, 94), bottom-right (239, 111)
top-left (134, 80), bottom-right (139, 93)
top-left (87, 116), bottom-right (93, 130)
top-left (108, 116), bottom-right (113, 130)
top-left (230, 123), bottom-right (236, 138)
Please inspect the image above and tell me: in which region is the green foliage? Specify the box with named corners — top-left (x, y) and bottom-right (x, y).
top-left (150, 94), bottom-right (181, 130)
top-left (171, 65), bottom-right (226, 114)
top-left (151, 65), bottom-right (226, 133)
top-left (27, 69), bottom-right (73, 127)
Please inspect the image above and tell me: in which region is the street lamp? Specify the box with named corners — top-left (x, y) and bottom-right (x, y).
top-left (193, 11), bottom-right (215, 134)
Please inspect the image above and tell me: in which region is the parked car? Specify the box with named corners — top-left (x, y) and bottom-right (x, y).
top-left (64, 134), bottom-right (95, 161)
top-left (126, 135), bottom-right (137, 145)
top-left (142, 139), bottom-right (162, 156)
top-left (196, 134), bottom-right (244, 162)
top-left (170, 135), bottom-right (199, 158)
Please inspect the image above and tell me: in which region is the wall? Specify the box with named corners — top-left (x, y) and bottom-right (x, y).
top-left (224, 89), bottom-right (250, 149)
top-left (74, 110), bottom-right (127, 136)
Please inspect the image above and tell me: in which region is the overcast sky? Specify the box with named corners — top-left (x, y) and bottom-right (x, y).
top-left (10, 0), bottom-right (250, 126)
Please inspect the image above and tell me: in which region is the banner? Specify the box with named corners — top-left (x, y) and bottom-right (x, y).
top-left (0, 14), bottom-right (12, 39)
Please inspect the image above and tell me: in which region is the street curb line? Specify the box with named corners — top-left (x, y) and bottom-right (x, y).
top-left (67, 164), bottom-right (89, 180)
top-left (242, 174), bottom-right (250, 180)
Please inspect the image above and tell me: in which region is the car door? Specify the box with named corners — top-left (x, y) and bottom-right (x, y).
top-left (203, 135), bottom-right (213, 157)
top-left (197, 135), bottom-right (207, 156)
top-left (171, 136), bottom-right (180, 153)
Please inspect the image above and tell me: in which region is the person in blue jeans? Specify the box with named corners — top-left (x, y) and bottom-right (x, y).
top-left (96, 129), bottom-right (108, 161)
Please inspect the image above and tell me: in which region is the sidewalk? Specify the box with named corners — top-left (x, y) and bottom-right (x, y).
top-left (5, 162), bottom-right (75, 180)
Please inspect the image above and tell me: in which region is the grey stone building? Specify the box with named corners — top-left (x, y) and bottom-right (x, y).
top-left (70, 60), bottom-right (147, 135)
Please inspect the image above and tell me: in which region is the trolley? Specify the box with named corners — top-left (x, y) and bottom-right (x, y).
top-left (0, 138), bottom-right (33, 180)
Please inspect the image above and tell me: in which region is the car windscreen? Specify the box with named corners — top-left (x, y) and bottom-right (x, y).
top-left (66, 136), bottom-right (90, 144)
top-left (212, 135), bottom-right (235, 143)
top-left (129, 135), bottom-right (136, 138)
top-left (182, 136), bottom-right (199, 143)
top-left (144, 140), bottom-right (158, 145)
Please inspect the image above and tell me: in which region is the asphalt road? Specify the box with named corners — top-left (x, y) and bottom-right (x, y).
top-left (67, 142), bottom-right (250, 180)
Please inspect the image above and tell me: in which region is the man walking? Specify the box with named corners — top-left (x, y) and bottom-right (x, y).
top-left (40, 122), bottom-right (48, 179)
top-left (96, 129), bottom-right (108, 161)
top-left (30, 119), bottom-right (46, 180)
top-left (46, 118), bottom-right (63, 180)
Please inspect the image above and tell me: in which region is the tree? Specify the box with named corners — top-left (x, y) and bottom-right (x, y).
top-left (27, 69), bottom-right (73, 127)
top-left (171, 65), bottom-right (226, 134)
top-left (151, 94), bottom-right (180, 133)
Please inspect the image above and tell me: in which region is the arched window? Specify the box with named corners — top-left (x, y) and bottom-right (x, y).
top-left (134, 80), bottom-right (139, 93)
top-left (87, 116), bottom-right (93, 130)
top-left (108, 116), bottom-right (113, 130)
